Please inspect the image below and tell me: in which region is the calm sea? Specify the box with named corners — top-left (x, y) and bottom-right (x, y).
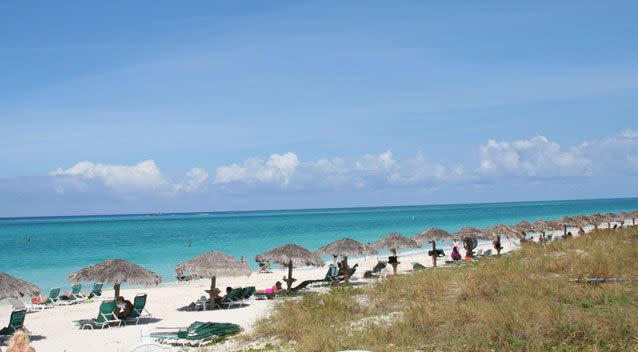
top-left (1, 197), bottom-right (637, 290)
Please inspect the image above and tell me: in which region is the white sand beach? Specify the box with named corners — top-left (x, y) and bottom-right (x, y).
top-left (0, 240), bottom-right (522, 352)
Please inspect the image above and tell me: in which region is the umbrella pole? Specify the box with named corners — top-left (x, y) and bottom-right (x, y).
top-left (114, 282), bottom-right (121, 299)
top-left (390, 248), bottom-right (398, 275)
top-left (563, 225), bottom-right (567, 236)
top-left (431, 241), bottom-right (437, 267)
top-left (496, 235), bottom-right (501, 256)
top-left (286, 259), bottom-right (294, 291)
top-left (343, 255), bottom-right (348, 269)
top-left (210, 276), bottom-right (216, 301)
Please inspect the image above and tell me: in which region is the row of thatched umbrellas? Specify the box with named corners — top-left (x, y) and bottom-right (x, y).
top-left (2, 211), bottom-right (636, 303)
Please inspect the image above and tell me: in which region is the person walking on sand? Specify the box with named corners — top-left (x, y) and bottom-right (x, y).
top-left (7, 329), bottom-right (35, 352)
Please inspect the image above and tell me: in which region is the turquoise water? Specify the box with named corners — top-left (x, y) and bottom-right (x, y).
top-left (1, 197), bottom-right (637, 291)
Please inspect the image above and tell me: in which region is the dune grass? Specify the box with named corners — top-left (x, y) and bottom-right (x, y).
top-left (251, 228), bottom-right (638, 351)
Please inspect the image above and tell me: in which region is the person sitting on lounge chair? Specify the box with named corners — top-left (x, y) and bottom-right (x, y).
top-left (30, 290), bottom-right (46, 305)
top-left (451, 246), bottom-right (462, 261)
top-left (115, 296), bottom-right (133, 319)
top-left (256, 281), bottom-right (283, 295)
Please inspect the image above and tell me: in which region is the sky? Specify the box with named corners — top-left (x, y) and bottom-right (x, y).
top-left (1, 1), bottom-right (637, 217)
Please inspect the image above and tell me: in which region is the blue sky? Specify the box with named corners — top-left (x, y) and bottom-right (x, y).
top-left (1, 1), bottom-right (637, 216)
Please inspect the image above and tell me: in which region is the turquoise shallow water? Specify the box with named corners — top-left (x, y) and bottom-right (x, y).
top-left (1, 197), bottom-right (637, 291)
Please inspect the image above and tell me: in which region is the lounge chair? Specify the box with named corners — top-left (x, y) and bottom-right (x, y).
top-left (258, 262), bottom-right (272, 273)
top-left (412, 262), bottom-right (427, 271)
top-left (61, 284), bottom-right (85, 304)
top-left (0, 309), bottom-right (27, 338)
top-left (483, 249), bottom-right (493, 256)
top-left (77, 299), bottom-right (121, 329)
top-left (45, 287), bottom-right (62, 305)
top-left (239, 286), bottom-right (256, 304)
top-left (88, 282), bottom-right (103, 298)
top-left (151, 321), bottom-right (241, 347)
top-left (316, 264), bottom-right (341, 286)
top-left (215, 288), bottom-right (243, 309)
top-left (125, 293), bottom-right (153, 325)
top-left (363, 261), bottom-right (387, 278)
top-left (254, 291), bottom-right (280, 300)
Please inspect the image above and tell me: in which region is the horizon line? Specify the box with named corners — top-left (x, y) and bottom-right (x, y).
top-left (1, 195), bottom-right (636, 220)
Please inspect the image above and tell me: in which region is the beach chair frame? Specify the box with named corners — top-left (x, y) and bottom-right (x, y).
top-left (125, 293), bottom-right (153, 325)
top-left (79, 299), bottom-right (121, 330)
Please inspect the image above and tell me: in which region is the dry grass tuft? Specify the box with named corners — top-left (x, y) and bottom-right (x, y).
top-left (251, 228), bottom-right (638, 351)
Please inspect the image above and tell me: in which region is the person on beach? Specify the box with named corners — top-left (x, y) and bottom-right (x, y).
top-left (115, 296), bottom-right (133, 319)
top-left (258, 259), bottom-right (270, 273)
top-left (6, 329), bottom-right (35, 352)
top-left (256, 281), bottom-right (283, 295)
top-left (30, 290), bottom-right (46, 305)
top-left (451, 246), bottom-right (462, 261)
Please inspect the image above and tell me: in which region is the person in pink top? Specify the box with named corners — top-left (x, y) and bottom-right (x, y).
top-left (256, 281), bottom-right (283, 295)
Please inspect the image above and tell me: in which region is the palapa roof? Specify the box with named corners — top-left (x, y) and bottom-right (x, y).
top-left (511, 220), bottom-right (533, 233)
top-left (68, 259), bottom-right (161, 286)
top-left (411, 227), bottom-right (454, 245)
top-left (256, 244), bottom-right (324, 267)
top-left (530, 219), bottom-right (557, 232)
top-left (455, 226), bottom-right (491, 240)
top-left (0, 272), bottom-right (39, 300)
top-left (371, 233), bottom-right (419, 250)
top-left (176, 251), bottom-right (250, 278)
top-left (315, 238), bottom-right (376, 257)
top-left (483, 224), bottom-right (522, 239)
top-left (584, 213), bottom-right (605, 226)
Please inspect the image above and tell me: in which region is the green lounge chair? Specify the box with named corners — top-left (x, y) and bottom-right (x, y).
top-left (88, 283), bottom-right (103, 298)
top-left (412, 262), bottom-right (427, 271)
top-left (151, 321), bottom-right (241, 347)
top-left (45, 287), bottom-right (62, 305)
top-left (240, 286), bottom-right (256, 304)
top-left (77, 299), bottom-right (121, 329)
top-left (316, 264), bottom-right (341, 286)
top-left (61, 284), bottom-right (84, 304)
top-left (363, 261), bottom-right (387, 278)
top-left (216, 288), bottom-right (243, 309)
top-left (125, 293), bottom-right (152, 325)
top-left (0, 309), bottom-right (27, 337)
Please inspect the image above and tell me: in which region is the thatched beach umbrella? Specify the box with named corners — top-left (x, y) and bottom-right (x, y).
top-left (0, 272), bottom-right (39, 300)
top-left (483, 224), bottom-right (520, 256)
top-left (256, 244), bottom-right (324, 290)
top-left (176, 251), bottom-right (250, 301)
top-left (412, 228), bottom-right (454, 267)
top-left (456, 227), bottom-right (490, 258)
top-left (585, 213), bottom-right (605, 230)
top-left (602, 213), bottom-right (620, 229)
top-left (315, 238), bottom-right (376, 268)
top-left (69, 259), bottom-right (161, 299)
top-left (553, 216), bottom-right (584, 235)
top-left (372, 233), bottom-right (419, 274)
top-left (511, 220), bottom-right (533, 239)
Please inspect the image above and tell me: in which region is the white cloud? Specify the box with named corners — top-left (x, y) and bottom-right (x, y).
top-left (620, 129), bottom-right (638, 139)
top-left (49, 160), bottom-right (168, 193)
top-left (175, 167), bottom-right (209, 192)
top-left (214, 152), bottom-right (299, 186)
top-left (355, 151), bottom-right (395, 171)
top-left (388, 153), bottom-right (455, 185)
top-left (478, 136), bottom-right (590, 177)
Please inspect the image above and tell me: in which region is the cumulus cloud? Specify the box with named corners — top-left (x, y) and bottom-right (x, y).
top-left (49, 160), bottom-right (210, 195)
top-left (175, 167), bottom-right (209, 193)
top-left (44, 130), bottom-right (638, 199)
top-left (214, 152), bottom-right (299, 186)
top-left (49, 160), bottom-right (168, 193)
top-left (355, 151), bottom-right (396, 172)
top-left (478, 136), bottom-right (590, 177)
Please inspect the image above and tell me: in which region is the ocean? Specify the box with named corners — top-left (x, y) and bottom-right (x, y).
top-left (1, 197), bottom-right (636, 291)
